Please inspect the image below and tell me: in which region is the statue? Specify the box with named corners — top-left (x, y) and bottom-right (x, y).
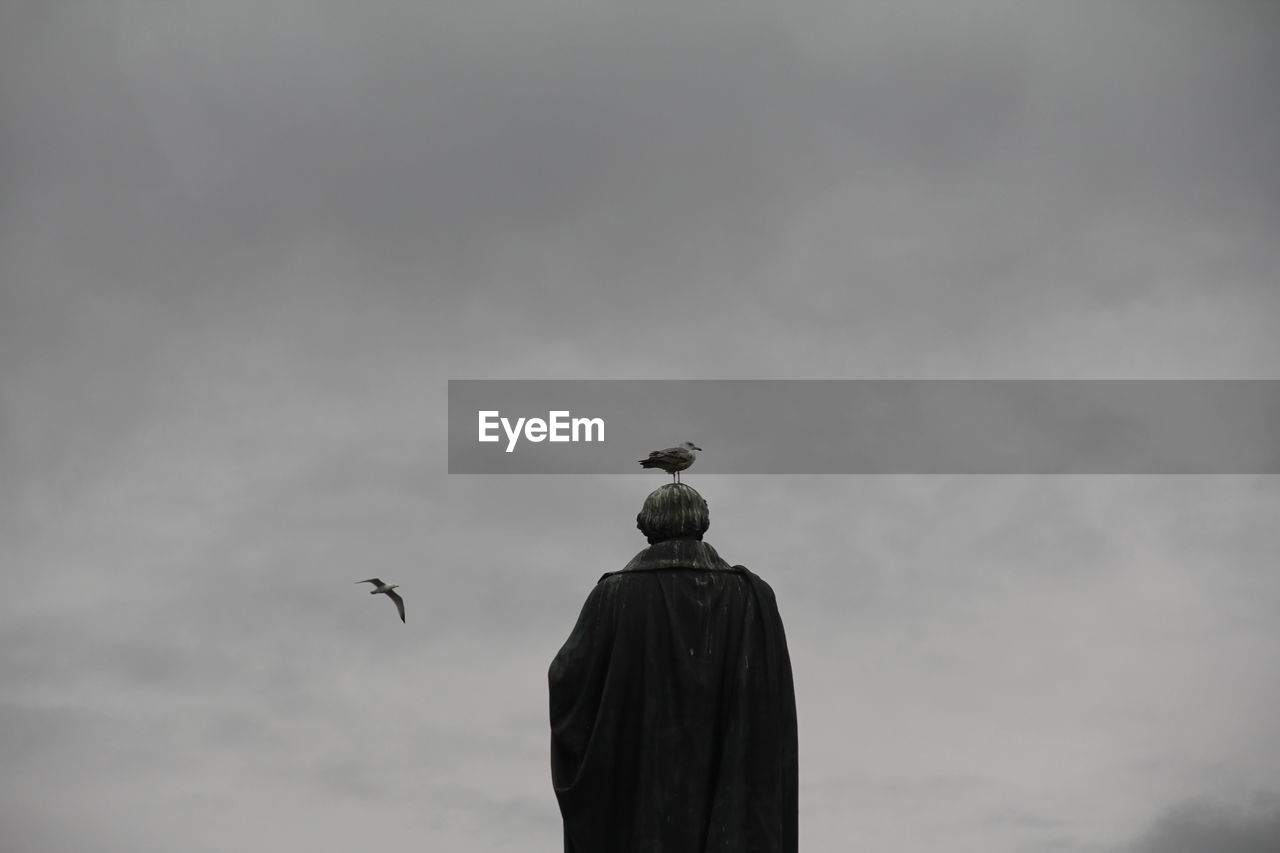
top-left (548, 484), bottom-right (799, 852)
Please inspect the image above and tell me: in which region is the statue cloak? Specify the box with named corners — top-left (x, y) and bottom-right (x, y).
top-left (549, 540), bottom-right (798, 853)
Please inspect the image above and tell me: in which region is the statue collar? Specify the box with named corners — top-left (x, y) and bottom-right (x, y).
top-left (613, 539), bottom-right (739, 574)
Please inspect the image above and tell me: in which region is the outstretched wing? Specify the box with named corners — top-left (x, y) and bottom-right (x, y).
top-left (356, 578), bottom-right (385, 586)
top-left (385, 589), bottom-right (406, 623)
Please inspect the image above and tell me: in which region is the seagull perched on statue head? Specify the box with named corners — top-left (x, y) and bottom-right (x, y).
top-left (638, 441), bottom-right (701, 483)
top-left (356, 578), bottom-right (405, 623)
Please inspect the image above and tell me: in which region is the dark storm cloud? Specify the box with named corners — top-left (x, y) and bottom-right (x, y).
top-left (1130, 798), bottom-right (1280, 853)
top-left (3, 0), bottom-right (1278, 388)
top-left (2, 1), bottom-right (836, 280)
top-left (6, 0), bottom-right (1274, 298)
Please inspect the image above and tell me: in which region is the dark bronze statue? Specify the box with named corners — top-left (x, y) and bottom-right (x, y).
top-left (549, 483), bottom-right (798, 852)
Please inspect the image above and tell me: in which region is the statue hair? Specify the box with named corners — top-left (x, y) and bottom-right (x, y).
top-left (636, 483), bottom-right (711, 544)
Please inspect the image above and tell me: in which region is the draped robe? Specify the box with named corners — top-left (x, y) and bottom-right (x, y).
top-left (549, 539), bottom-right (798, 853)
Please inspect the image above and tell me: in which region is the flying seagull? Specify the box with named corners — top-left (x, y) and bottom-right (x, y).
top-left (356, 578), bottom-right (405, 623)
top-left (638, 441), bottom-right (702, 483)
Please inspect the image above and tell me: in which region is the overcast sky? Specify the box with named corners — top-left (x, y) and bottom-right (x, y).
top-left (2, 2), bottom-right (1278, 851)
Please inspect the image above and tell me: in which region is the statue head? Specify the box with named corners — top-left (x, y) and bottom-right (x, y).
top-left (636, 483), bottom-right (710, 544)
